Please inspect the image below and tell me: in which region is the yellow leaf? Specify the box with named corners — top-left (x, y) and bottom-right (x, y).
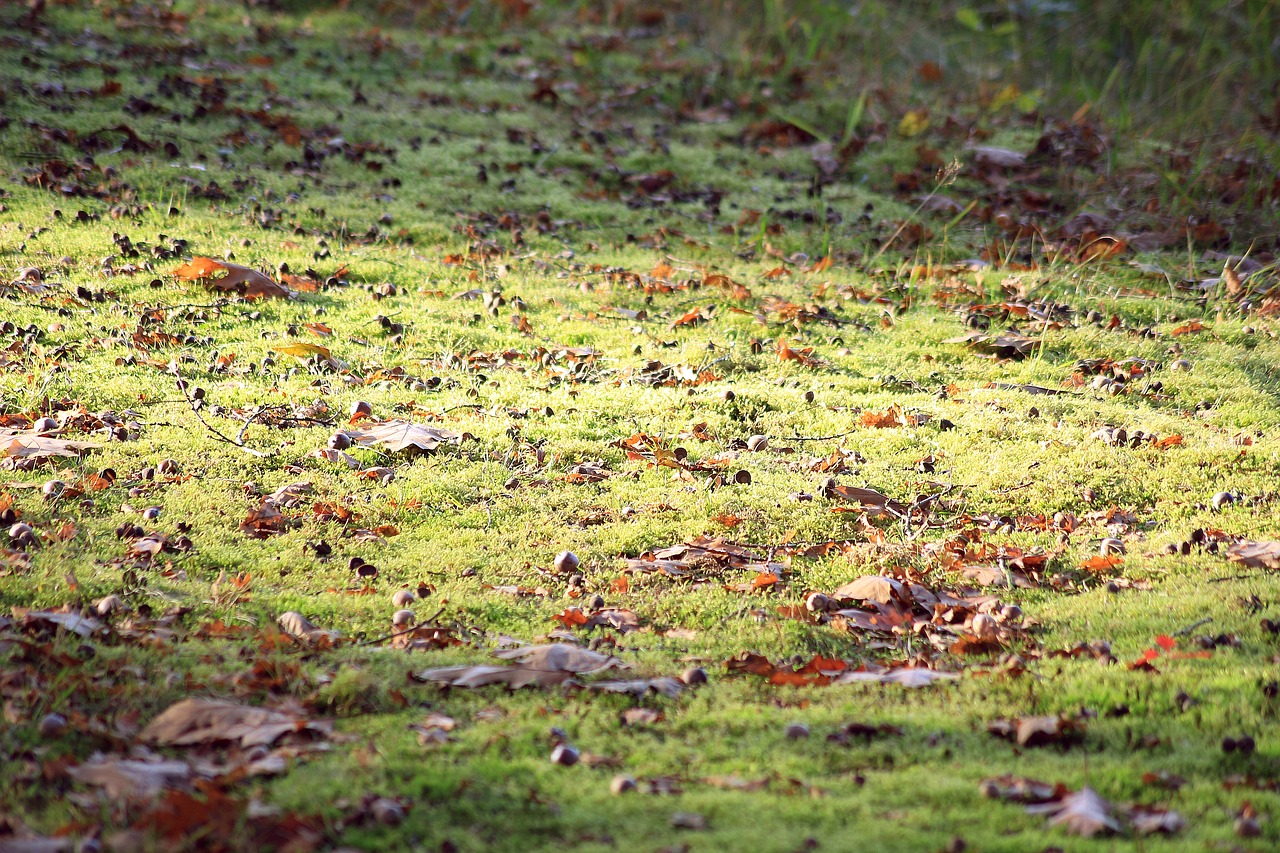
top-left (272, 342), bottom-right (333, 360)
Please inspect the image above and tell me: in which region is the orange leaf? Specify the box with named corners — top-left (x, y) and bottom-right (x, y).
top-left (751, 572), bottom-right (779, 590)
top-left (554, 608), bottom-right (589, 627)
top-left (1155, 634), bottom-right (1176, 651)
top-left (713, 513), bottom-right (742, 529)
top-left (1154, 434), bottom-right (1183, 449)
top-left (1080, 555), bottom-right (1123, 572)
top-left (611, 575), bottom-right (629, 593)
top-left (1171, 320), bottom-right (1205, 336)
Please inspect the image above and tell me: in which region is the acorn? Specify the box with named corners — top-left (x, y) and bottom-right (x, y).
top-left (553, 551), bottom-right (580, 573)
top-left (971, 613), bottom-right (997, 639)
top-left (784, 723), bottom-right (810, 739)
top-left (1099, 538), bottom-right (1125, 556)
top-left (157, 459), bottom-right (180, 476)
top-left (39, 713), bottom-right (68, 738)
top-left (610, 774), bottom-right (637, 795)
top-left (41, 480), bottom-right (66, 501)
top-left (805, 592), bottom-right (830, 612)
top-left (1170, 359), bottom-right (1192, 372)
top-left (328, 432), bottom-right (352, 450)
top-left (1212, 491), bottom-right (1236, 511)
top-left (680, 666), bottom-right (708, 686)
top-left (350, 400), bottom-right (373, 418)
top-left (32, 416), bottom-right (58, 434)
top-left (746, 434), bottom-right (769, 452)
top-left (392, 589), bottom-right (416, 608)
top-left (550, 743), bottom-right (580, 766)
top-left (94, 595), bottom-right (125, 616)
top-left (391, 609), bottom-right (415, 628)
top-left (370, 798), bottom-right (405, 826)
top-left (7, 522), bottom-right (36, 548)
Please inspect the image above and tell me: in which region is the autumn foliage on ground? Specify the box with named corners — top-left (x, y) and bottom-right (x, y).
top-left (1, 1), bottom-right (1280, 851)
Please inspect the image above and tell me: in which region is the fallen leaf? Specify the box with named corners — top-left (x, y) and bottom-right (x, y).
top-left (173, 257), bottom-right (291, 300)
top-left (68, 757), bottom-right (192, 798)
top-left (1227, 541), bottom-right (1280, 569)
top-left (346, 420), bottom-right (462, 453)
top-left (1026, 787), bottom-right (1122, 836)
top-left (141, 698), bottom-right (331, 748)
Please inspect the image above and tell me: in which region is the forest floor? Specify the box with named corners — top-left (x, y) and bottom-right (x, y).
top-left (2, 1), bottom-right (1280, 851)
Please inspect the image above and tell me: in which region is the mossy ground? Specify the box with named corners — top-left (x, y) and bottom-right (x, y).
top-left (1, 2), bottom-right (1279, 851)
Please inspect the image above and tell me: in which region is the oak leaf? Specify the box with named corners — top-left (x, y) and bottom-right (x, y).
top-left (172, 257), bottom-right (292, 300)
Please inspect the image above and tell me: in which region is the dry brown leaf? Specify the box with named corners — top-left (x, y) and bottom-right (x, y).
top-left (346, 420), bottom-right (462, 453)
top-left (67, 757), bottom-right (192, 798)
top-left (1227, 541), bottom-right (1280, 569)
top-left (831, 669), bottom-right (959, 688)
top-left (830, 576), bottom-right (906, 604)
top-left (413, 643), bottom-right (627, 689)
top-left (276, 611), bottom-right (340, 644)
top-left (1026, 787), bottom-right (1122, 836)
top-left (173, 257), bottom-right (292, 300)
top-left (1, 431), bottom-right (101, 460)
top-left (141, 698), bottom-right (331, 748)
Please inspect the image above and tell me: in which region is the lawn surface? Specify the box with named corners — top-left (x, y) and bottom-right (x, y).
top-left (2, 1), bottom-right (1280, 851)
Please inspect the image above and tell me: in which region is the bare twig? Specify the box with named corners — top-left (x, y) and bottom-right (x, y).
top-left (1173, 617), bottom-right (1214, 635)
top-left (173, 368), bottom-right (269, 457)
top-left (358, 606), bottom-right (447, 646)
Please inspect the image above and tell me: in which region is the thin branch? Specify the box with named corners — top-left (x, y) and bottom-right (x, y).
top-left (173, 368), bottom-right (269, 457)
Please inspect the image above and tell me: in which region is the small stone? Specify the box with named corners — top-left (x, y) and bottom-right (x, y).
top-left (610, 774), bottom-right (637, 795)
top-left (550, 743), bottom-right (579, 766)
top-left (391, 589), bottom-right (415, 608)
top-left (554, 551), bottom-right (580, 573)
top-left (784, 723), bottom-right (810, 739)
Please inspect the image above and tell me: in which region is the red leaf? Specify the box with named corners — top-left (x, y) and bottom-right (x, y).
top-left (1155, 635), bottom-right (1176, 651)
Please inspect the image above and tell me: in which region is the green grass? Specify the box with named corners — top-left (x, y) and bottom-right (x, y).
top-left (1, 1), bottom-right (1280, 851)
